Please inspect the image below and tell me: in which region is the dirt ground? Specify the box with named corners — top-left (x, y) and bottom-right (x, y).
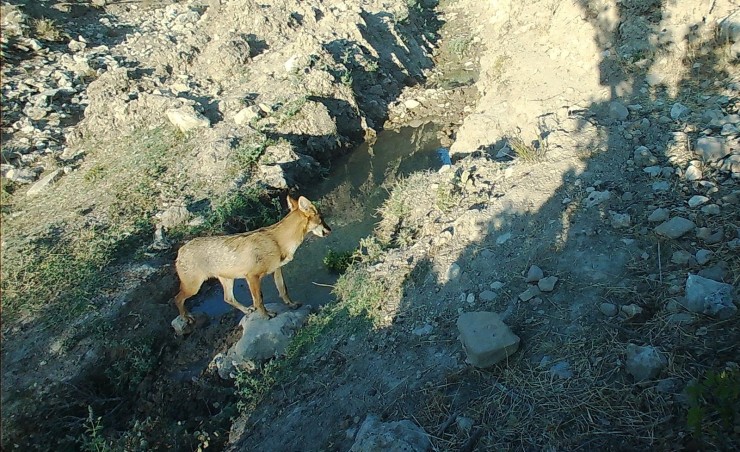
top-left (1, 0), bottom-right (739, 451)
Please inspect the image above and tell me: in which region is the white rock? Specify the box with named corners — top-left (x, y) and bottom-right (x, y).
top-left (687, 195), bottom-right (709, 208)
top-left (166, 106), bottom-right (210, 132)
top-left (26, 169), bottom-right (62, 197)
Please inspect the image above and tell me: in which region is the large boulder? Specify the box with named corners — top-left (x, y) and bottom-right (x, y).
top-left (213, 303), bottom-right (312, 379)
top-left (350, 415), bottom-right (431, 452)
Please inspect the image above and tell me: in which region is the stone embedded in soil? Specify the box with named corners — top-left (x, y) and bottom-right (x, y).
top-left (537, 276), bottom-right (558, 292)
top-left (584, 190), bottom-right (610, 208)
top-left (518, 285), bottom-right (541, 301)
top-left (685, 274), bottom-right (737, 319)
top-left (609, 101), bottom-right (629, 121)
top-left (457, 311), bottom-right (520, 368)
top-left (696, 227), bottom-right (723, 244)
top-left (695, 249), bottom-right (713, 265)
top-left (620, 304), bottom-right (643, 319)
top-left (684, 165), bottom-right (703, 181)
top-left (694, 136), bottom-right (732, 161)
top-left (350, 415), bottom-right (431, 452)
top-left (215, 303), bottom-right (312, 379)
top-left (26, 169), bottom-right (62, 197)
top-left (652, 181), bottom-right (670, 192)
top-left (671, 250), bottom-right (693, 266)
top-left (446, 263), bottom-right (461, 281)
top-left (233, 105), bottom-right (262, 125)
top-left (6, 167), bottom-right (38, 184)
top-left (166, 105), bottom-right (211, 132)
top-left (701, 204), bottom-right (720, 215)
top-left (599, 302), bottom-right (618, 317)
top-left (654, 217), bottom-right (695, 239)
top-left (549, 361), bottom-right (573, 379)
top-left (525, 265), bottom-right (544, 282)
top-left (647, 208), bottom-right (670, 223)
top-left (158, 204), bottom-right (191, 229)
top-left (670, 102), bottom-right (689, 120)
top-left (625, 344), bottom-right (667, 382)
top-left (609, 211), bottom-right (631, 229)
top-left (633, 146), bottom-right (658, 167)
top-left (687, 195), bottom-right (709, 207)
top-left (479, 290), bottom-right (497, 302)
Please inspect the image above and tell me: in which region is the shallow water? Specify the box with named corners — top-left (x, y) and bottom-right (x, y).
top-left (190, 122), bottom-right (443, 319)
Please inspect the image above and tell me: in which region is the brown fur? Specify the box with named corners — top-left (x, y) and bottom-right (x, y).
top-left (174, 195), bottom-right (331, 321)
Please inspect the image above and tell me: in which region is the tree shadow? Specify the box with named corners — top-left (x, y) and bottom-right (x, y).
top-left (231, 1), bottom-right (739, 450)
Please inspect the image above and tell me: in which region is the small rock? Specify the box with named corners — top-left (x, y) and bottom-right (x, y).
top-left (701, 204), bottom-right (720, 215)
top-left (233, 106), bottom-right (262, 125)
top-left (687, 195), bottom-right (709, 208)
top-left (490, 281), bottom-right (505, 290)
top-left (26, 169), bottom-right (62, 197)
top-left (519, 285), bottom-right (541, 301)
top-left (643, 166), bottom-right (661, 177)
top-left (666, 313), bottom-right (695, 326)
top-left (446, 263), bottom-right (461, 281)
top-left (158, 204), bottom-right (190, 229)
top-left (621, 304), bottom-right (643, 319)
top-left (412, 324), bottom-right (433, 336)
top-left (584, 190), bottom-right (610, 207)
top-left (685, 274), bottom-right (736, 319)
top-left (695, 249), bottom-right (713, 265)
top-left (696, 227), bottom-right (723, 244)
top-left (654, 217), bottom-right (696, 239)
top-left (647, 208), bottom-right (670, 222)
top-left (537, 276), bottom-right (558, 292)
top-left (670, 103), bottom-right (689, 120)
top-left (171, 315), bottom-right (193, 336)
top-left (625, 344), bottom-right (667, 381)
top-left (609, 101), bottom-right (629, 121)
top-left (599, 302), bottom-right (618, 317)
top-left (5, 167), bottom-right (38, 184)
top-left (525, 265), bottom-right (544, 282)
top-left (698, 263), bottom-right (729, 282)
top-left (634, 146), bottom-right (658, 166)
top-left (166, 106), bottom-right (210, 133)
top-left (652, 181), bottom-right (670, 192)
top-left (479, 290), bottom-right (497, 302)
top-left (721, 123), bottom-right (739, 136)
top-left (671, 250), bottom-right (693, 265)
top-left (350, 416), bottom-right (431, 452)
top-left (455, 417), bottom-right (474, 433)
top-left (457, 311), bottom-right (521, 367)
top-left (694, 137), bottom-right (732, 161)
top-left (496, 232), bottom-right (512, 245)
top-left (404, 99), bottom-right (421, 109)
top-left (609, 211), bottom-right (631, 229)
top-left (549, 361), bottom-right (573, 379)
top-left (684, 165), bottom-right (703, 181)
top-left (466, 293), bottom-right (475, 304)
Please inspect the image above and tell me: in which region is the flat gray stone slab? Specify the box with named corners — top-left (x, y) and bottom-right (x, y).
top-left (457, 311), bottom-right (520, 367)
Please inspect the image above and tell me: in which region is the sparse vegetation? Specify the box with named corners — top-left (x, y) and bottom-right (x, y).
top-left (507, 129), bottom-right (548, 162)
top-left (323, 248), bottom-right (355, 273)
top-left (686, 366), bottom-right (740, 444)
top-left (33, 18), bottom-right (63, 42)
top-left (78, 406), bottom-right (111, 452)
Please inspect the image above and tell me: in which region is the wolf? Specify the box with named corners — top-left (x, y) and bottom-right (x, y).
top-left (174, 195), bottom-right (330, 322)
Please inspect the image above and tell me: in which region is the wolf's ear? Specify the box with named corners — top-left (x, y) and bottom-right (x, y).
top-left (287, 195), bottom-right (299, 211)
top-left (298, 196), bottom-right (314, 213)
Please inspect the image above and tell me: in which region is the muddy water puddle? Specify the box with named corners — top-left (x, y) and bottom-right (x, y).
top-left (190, 122), bottom-right (444, 320)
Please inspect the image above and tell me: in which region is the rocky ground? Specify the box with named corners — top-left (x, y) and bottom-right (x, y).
top-left (1, 0), bottom-right (739, 451)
